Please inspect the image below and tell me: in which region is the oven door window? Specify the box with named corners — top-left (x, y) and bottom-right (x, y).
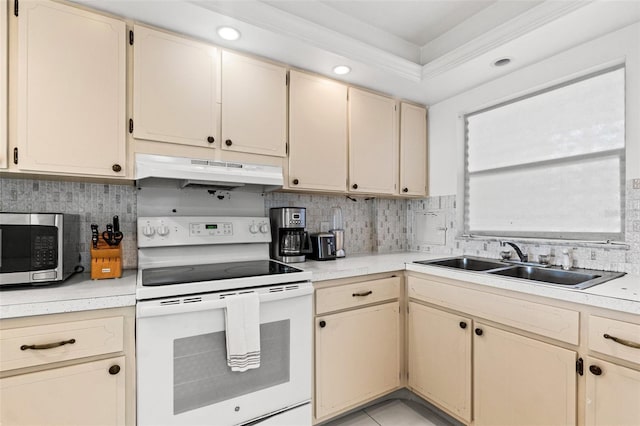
top-left (0, 225), bottom-right (58, 272)
top-left (174, 320), bottom-right (290, 415)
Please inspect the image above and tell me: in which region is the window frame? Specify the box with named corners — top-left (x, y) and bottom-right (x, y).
top-left (462, 65), bottom-right (626, 242)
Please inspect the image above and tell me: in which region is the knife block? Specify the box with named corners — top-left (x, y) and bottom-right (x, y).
top-left (90, 240), bottom-right (122, 280)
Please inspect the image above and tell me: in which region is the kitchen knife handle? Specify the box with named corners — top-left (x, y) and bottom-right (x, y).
top-left (113, 216), bottom-right (120, 233)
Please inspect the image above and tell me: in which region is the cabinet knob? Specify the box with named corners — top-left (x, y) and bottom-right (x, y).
top-left (459, 321), bottom-right (467, 329)
top-left (403, 187), bottom-right (409, 193)
top-left (109, 365), bottom-right (121, 375)
top-left (475, 328), bottom-right (483, 336)
top-left (589, 365), bottom-right (603, 376)
top-left (319, 320), bottom-right (326, 328)
top-left (207, 136), bottom-right (215, 144)
top-left (292, 179), bottom-right (299, 185)
top-left (225, 139), bottom-right (233, 146)
top-left (112, 164), bottom-right (122, 173)
top-left (352, 184), bottom-right (358, 190)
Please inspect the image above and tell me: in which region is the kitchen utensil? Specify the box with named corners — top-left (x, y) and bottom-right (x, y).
top-left (102, 223), bottom-right (123, 247)
top-left (113, 215), bottom-right (120, 233)
top-left (91, 223), bottom-right (99, 249)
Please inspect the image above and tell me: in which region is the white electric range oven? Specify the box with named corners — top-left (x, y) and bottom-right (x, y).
top-left (135, 216), bottom-right (313, 426)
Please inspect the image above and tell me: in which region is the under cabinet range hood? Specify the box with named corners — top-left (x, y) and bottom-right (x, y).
top-left (135, 154), bottom-right (284, 192)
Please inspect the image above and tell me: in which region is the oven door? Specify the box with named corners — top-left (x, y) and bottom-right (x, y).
top-left (136, 283), bottom-right (313, 426)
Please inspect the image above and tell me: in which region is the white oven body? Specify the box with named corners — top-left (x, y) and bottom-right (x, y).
top-left (136, 284), bottom-right (313, 426)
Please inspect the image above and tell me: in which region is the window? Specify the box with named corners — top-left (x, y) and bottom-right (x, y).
top-left (464, 66), bottom-right (625, 241)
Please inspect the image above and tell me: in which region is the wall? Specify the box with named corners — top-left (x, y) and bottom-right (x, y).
top-left (0, 177), bottom-right (138, 270)
top-left (264, 192), bottom-right (407, 255)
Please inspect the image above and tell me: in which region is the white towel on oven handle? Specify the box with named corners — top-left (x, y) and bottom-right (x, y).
top-left (224, 292), bottom-right (261, 372)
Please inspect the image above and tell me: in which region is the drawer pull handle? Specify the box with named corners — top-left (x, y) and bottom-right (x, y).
top-left (352, 291), bottom-right (372, 297)
top-left (21, 338), bottom-right (76, 351)
top-left (603, 333), bottom-right (640, 349)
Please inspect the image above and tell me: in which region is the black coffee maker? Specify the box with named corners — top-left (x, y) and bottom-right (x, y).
top-left (269, 207), bottom-right (310, 263)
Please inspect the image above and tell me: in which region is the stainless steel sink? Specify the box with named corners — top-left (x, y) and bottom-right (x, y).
top-left (414, 256), bottom-right (625, 290)
top-left (414, 257), bottom-right (508, 271)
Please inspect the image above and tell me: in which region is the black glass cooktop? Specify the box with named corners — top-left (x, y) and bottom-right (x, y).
top-left (141, 260), bottom-right (304, 286)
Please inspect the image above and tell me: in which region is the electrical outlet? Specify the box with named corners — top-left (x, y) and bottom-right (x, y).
top-left (633, 178), bottom-right (640, 189)
top-left (591, 250), bottom-right (597, 261)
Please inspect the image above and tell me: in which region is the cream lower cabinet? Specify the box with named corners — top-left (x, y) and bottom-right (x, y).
top-left (585, 357), bottom-right (640, 426)
top-left (15, 0), bottom-right (126, 177)
top-left (473, 323), bottom-right (577, 426)
top-left (314, 275), bottom-right (401, 422)
top-left (1, 356), bottom-right (125, 425)
top-left (0, 307), bottom-right (135, 426)
top-left (287, 70), bottom-right (347, 192)
top-left (407, 302), bottom-right (472, 423)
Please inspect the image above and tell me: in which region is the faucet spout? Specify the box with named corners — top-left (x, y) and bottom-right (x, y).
top-left (500, 241), bottom-right (528, 262)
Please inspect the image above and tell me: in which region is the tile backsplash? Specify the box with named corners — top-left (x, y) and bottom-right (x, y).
top-left (407, 179), bottom-right (640, 275)
top-left (264, 192), bottom-right (407, 255)
top-left (0, 177), bottom-right (138, 270)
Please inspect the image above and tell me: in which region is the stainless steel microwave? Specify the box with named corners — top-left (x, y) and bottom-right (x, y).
top-left (0, 213), bottom-right (81, 286)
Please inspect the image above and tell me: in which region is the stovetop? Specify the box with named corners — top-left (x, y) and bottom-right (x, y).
top-left (142, 260), bottom-right (304, 287)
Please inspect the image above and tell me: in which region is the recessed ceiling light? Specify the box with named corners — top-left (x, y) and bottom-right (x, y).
top-left (492, 57), bottom-right (512, 67)
top-left (333, 65), bottom-right (351, 75)
top-left (217, 26), bottom-right (241, 41)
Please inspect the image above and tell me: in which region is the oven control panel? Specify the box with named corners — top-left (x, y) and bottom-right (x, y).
top-left (137, 216), bottom-right (271, 247)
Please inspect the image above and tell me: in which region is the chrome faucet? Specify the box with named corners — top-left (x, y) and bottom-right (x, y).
top-left (500, 241), bottom-right (528, 262)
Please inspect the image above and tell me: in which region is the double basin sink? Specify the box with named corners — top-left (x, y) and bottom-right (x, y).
top-left (414, 256), bottom-right (625, 290)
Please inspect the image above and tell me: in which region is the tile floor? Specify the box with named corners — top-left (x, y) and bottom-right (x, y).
top-left (325, 399), bottom-right (457, 426)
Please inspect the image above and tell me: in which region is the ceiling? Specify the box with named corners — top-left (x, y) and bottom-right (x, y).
top-left (75, 0), bottom-right (640, 105)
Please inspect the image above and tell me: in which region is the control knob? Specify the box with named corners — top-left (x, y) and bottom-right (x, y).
top-left (259, 223), bottom-right (270, 234)
top-left (249, 224), bottom-right (259, 234)
top-left (142, 224), bottom-right (155, 237)
top-left (157, 225), bottom-right (170, 237)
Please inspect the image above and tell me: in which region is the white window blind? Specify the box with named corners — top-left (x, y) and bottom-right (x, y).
top-left (464, 66), bottom-right (625, 241)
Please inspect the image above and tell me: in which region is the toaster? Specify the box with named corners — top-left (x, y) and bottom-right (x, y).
top-left (309, 233), bottom-right (336, 261)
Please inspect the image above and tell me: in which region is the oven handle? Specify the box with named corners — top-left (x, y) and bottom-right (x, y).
top-left (137, 285), bottom-right (313, 318)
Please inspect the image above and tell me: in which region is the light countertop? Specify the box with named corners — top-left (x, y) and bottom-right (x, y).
top-left (0, 271), bottom-right (137, 319)
top-left (1, 253), bottom-right (638, 319)
top-left (302, 252), bottom-right (640, 315)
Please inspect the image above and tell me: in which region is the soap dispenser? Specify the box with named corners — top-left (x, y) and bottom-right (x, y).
top-left (561, 249), bottom-right (572, 270)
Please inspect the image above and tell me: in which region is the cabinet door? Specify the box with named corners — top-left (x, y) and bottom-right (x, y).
top-left (474, 324), bottom-right (577, 426)
top-left (399, 103), bottom-right (427, 196)
top-left (408, 302), bottom-right (471, 422)
top-left (315, 302), bottom-right (400, 419)
top-left (288, 70), bottom-right (347, 192)
top-left (17, 0), bottom-right (126, 177)
top-left (348, 88), bottom-right (397, 195)
top-left (221, 51), bottom-right (286, 157)
top-left (0, 0), bottom-right (6, 169)
top-left (585, 357), bottom-right (640, 426)
top-left (133, 25), bottom-right (219, 148)
top-left (0, 356), bottom-right (125, 426)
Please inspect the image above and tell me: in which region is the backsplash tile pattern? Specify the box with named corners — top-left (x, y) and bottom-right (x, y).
top-left (408, 179), bottom-right (640, 275)
top-left (264, 193), bottom-right (407, 254)
top-left (0, 177), bottom-right (138, 270)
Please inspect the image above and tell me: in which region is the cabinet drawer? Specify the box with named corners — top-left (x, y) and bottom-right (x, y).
top-left (0, 316), bottom-right (123, 372)
top-left (589, 315), bottom-right (640, 365)
top-left (316, 276), bottom-right (400, 315)
top-left (407, 275), bottom-right (579, 345)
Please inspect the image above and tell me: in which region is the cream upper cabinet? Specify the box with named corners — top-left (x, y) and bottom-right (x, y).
top-left (474, 323), bottom-right (577, 426)
top-left (221, 51), bottom-right (286, 157)
top-left (315, 301), bottom-right (400, 420)
top-left (348, 88), bottom-right (398, 195)
top-left (16, 0), bottom-right (126, 177)
top-left (399, 102), bottom-right (427, 196)
top-left (133, 25), bottom-right (219, 149)
top-left (288, 70), bottom-right (347, 192)
top-left (585, 357), bottom-right (640, 426)
top-left (1, 0), bottom-right (7, 169)
top-left (408, 302), bottom-right (472, 423)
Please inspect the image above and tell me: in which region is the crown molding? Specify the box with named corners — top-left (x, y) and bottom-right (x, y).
top-left (190, 0), bottom-right (423, 82)
top-left (420, 1), bottom-right (591, 80)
